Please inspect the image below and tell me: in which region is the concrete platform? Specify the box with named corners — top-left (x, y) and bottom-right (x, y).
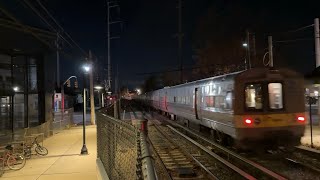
top-left (301, 125), bottom-right (320, 150)
top-left (1, 125), bottom-right (97, 180)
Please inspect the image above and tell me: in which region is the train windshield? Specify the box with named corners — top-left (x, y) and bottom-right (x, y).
top-left (245, 84), bottom-right (263, 110)
top-left (268, 83), bottom-right (283, 109)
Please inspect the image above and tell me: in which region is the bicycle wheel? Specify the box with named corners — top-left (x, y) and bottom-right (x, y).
top-left (24, 147), bottom-right (32, 159)
top-left (35, 146), bottom-right (48, 156)
top-left (7, 153), bottom-right (26, 170)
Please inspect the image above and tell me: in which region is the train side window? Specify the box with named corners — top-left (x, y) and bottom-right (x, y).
top-left (214, 96), bottom-right (225, 108)
top-left (245, 84), bottom-right (263, 110)
top-left (205, 96), bottom-right (214, 107)
top-left (225, 92), bottom-right (232, 109)
top-left (268, 83), bottom-right (283, 109)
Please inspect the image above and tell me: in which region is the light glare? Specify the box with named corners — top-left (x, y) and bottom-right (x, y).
top-left (13, 86), bottom-right (19, 92)
top-left (83, 65), bottom-right (90, 72)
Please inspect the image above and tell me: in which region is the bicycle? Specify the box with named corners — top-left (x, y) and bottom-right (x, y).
top-left (0, 145), bottom-right (26, 171)
top-left (24, 136), bottom-right (48, 158)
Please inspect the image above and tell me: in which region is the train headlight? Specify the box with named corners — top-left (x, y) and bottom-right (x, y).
top-left (297, 116), bottom-right (305, 122)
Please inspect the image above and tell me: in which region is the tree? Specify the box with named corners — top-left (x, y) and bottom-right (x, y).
top-left (161, 71), bottom-right (180, 87)
top-left (143, 75), bottom-right (161, 92)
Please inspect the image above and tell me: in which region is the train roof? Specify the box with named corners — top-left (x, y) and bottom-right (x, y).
top-left (235, 67), bottom-right (303, 80)
top-left (166, 70), bottom-right (244, 89)
top-left (145, 67), bottom-right (302, 94)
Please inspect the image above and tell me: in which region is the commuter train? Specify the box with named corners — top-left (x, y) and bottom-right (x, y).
top-left (137, 67), bottom-right (306, 149)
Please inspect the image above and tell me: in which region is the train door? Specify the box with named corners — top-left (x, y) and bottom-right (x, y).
top-left (194, 88), bottom-right (202, 120)
top-left (165, 91), bottom-right (168, 111)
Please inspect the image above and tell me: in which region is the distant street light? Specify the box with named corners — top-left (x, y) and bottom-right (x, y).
top-left (94, 85), bottom-right (103, 90)
top-left (83, 64), bottom-right (91, 73)
top-left (13, 86), bottom-right (19, 92)
top-left (242, 42), bottom-right (250, 70)
top-left (136, 88), bottom-right (141, 95)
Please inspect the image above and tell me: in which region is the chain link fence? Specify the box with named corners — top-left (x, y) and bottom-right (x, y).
top-left (97, 111), bottom-right (140, 179)
top-left (97, 105), bottom-right (164, 180)
top-left (52, 108), bottom-right (74, 133)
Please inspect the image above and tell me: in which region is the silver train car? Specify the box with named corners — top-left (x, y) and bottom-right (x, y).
top-left (137, 67), bottom-right (306, 149)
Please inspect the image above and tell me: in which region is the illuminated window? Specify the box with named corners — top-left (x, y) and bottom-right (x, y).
top-left (268, 83), bottom-right (283, 109)
top-left (245, 84), bottom-right (263, 110)
top-left (214, 96), bottom-right (225, 108)
top-left (205, 96), bottom-right (214, 107)
top-left (225, 92), bottom-right (232, 109)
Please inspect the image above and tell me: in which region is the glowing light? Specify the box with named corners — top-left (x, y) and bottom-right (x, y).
top-left (136, 88), bottom-right (141, 95)
top-left (83, 64), bottom-right (91, 72)
top-left (94, 86), bottom-right (103, 90)
top-left (297, 116), bottom-right (305, 122)
top-left (13, 86), bottom-right (19, 92)
top-left (245, 118), bottom-right (252, 124)
top-left (242, 43), bottom-right (248, 47)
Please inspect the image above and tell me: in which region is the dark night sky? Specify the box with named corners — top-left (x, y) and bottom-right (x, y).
top-left (2, 0), bottom-right (320, 90)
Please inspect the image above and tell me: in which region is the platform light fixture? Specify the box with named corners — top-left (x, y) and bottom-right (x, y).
top-left (94, 85), bottom-right (103, 90)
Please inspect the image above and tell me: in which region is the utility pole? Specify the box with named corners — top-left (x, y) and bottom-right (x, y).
top-left (315, 18), bottom-right (320, 67)
top-left (56, 33), bottom-right (60, 89)
top-left (89, 50), bottom-right (95, 125)
top-left (246, 30), bottom-right (251, 69)
top-left (268, 36), bottom-right (273, 67)
top-left (106, 1), bottom-right (121, 93)
top-left (252, 33), bottom-right (257, 67)
top-left (314, 18), bottom-right (320, 126)
top-left (107, 2), bottom-right (111, 92)
top-left (177, 0), bottom-right (184, 83)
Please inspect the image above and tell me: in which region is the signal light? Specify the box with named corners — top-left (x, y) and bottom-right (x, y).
top-left (74, 80), bottom-right (78, 89)
top-left (245, 118), bottom-right (252, 124)
top-left (297, 116), bottom-right (305, 122)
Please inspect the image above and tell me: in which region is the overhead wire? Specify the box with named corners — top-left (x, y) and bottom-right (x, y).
top-left (0, 4), bottom-right (54, 50)
top-left (21, 0), bottom-right (74, 49)
top-left (0, 4), bottom-right (83, 60)
top-left (275, 38), bottom-right (313, 43)
top-left (35, 0), bottom-right (88, 56)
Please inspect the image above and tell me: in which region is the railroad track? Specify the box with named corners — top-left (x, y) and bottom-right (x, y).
top-left (137, 113), bottom-right (272, 179)
top-left (153, 113), bottom-right (320, 180)
top-left (138, 109), bottom-right (287, 180)
top-left (148, 121), bottom-right (220, 179)
top-left (128, 101), bottom-right (320, 179)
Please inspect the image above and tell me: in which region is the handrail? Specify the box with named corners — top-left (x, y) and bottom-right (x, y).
top-left (140, 131), bottom-right (157, 180)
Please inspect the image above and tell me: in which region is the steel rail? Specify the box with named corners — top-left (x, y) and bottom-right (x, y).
top-left (152, 123), bottom-right (219, 180)
top-left (168, 121), bottom-right (287, 180)
top-left (167, 125), bottom-right (256, 180)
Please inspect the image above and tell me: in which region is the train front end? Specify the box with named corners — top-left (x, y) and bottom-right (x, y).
top-left (233, 68), bottom-right (306, 149)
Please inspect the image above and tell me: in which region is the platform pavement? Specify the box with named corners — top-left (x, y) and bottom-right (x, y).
top-left (301, 125), bottom-right (320, 149)
top-left (1, 125), bottom-right (98, 180)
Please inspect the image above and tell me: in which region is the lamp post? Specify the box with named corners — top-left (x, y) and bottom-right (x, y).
top-left (242, 43), bottom-right (248, 70)
top-left (81, 64), bottom-right (90, 155)
top-left (11, 86), bottom-right (18, 139)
